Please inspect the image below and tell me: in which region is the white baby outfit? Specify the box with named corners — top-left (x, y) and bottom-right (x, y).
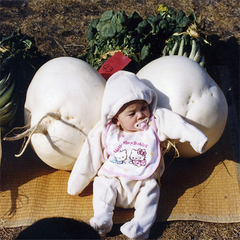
top-left (68, 70), bottom-right (209, 239)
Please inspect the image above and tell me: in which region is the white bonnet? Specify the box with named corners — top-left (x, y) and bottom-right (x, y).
top-left (101, 70), bottom-right (158, 126)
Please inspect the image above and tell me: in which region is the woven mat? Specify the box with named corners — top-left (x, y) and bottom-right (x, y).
top-left (0, 117), bottom-right (239, 228)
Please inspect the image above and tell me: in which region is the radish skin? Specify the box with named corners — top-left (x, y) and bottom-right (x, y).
top-left (137, 56), bottom-right (228, 158)
top-left (6, 57), bottom-right (106, 170)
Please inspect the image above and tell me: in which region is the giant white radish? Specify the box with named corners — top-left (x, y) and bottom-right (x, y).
top-left (5, 57), bottom-right (106, 170)
top-left (137, 55), bottom-right (228, 158)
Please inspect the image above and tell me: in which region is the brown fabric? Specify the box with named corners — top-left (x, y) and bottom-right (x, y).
top-left (0, 118), bottom-right (239, 228)
top-left (158, 122), bottom-right (240, 223)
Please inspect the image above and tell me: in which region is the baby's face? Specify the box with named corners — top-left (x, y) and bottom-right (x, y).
top-left (115, 100), bottom-right (150, 132)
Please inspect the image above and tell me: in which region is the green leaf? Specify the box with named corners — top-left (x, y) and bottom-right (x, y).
top-left (116, 22), bottom-right (123, 33)
top-left (115, 11), bottom-right (127, 25)
top-left (147, 15), bottom-right (162, 24)
top-left (120, 27), bottom-right (128, 35)
top-left (23, 39), bottom-right (32, 49)
top-left (146, 18), bottom-right (159, 34)
top-left (135, 20), bottom-right (148, 34)
top-left (176, 11), bottom-right (190, 28)
top-left (89, 18), bottom-right (100, 29)
top-left (101, 10), bottom-right (114, 22)
top-left (111, 13), bottom-right (124, 33)
top-left (140, 44), bottom-right (151, 60)
top-left (99, 22), bottom-right (116, 39)
top-left (159, 19), bottom-right (168, 29)
top-left (87, 18), bottom-right (100, 41)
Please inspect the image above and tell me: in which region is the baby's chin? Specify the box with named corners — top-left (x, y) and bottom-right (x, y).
top-left (121, 128), bottom-right (144, 133)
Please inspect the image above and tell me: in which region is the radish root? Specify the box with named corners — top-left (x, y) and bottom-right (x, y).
top-left (4, 112), bottom-right (62, 157)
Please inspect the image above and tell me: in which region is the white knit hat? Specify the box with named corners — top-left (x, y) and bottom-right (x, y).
top-left (101, 70), bottom-right (158, 126)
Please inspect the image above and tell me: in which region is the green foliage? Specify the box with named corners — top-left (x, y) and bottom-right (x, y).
top-left (0, 29), bottom-right (41, 133)
top-left (80, 4), bottom-right (208, 72)
top-left (0, 29), bottom-right (39, 72)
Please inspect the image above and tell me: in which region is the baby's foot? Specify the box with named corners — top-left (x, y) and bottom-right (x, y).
top-left (120, 219), bottom-right (149, 239)
top-left (90, 217), bottom-right (113, 235)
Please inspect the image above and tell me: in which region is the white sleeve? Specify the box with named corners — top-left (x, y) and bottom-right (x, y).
top-left (154, 108), bottom-right (208, 154)
top-left (67, 121), bottom-right (104, 195)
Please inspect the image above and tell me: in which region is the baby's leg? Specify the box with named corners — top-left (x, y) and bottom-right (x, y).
top-left (90, 176), bottom-right (118, 235)
top-left (120, 178), bottom-right (160, 239)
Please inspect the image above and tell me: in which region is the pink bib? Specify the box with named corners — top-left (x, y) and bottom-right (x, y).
top-left (101, 117), bottom-right (161, 180)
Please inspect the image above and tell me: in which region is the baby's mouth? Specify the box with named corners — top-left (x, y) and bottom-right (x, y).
top-left (134, 117), bottom-right (149, 130)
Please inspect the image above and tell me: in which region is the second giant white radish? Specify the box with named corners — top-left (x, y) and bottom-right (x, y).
top-left (137, 55), bottom-right (228, 158)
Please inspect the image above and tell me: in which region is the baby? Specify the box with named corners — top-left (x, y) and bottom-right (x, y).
top-left (68, 71), bottom-right (208, 239)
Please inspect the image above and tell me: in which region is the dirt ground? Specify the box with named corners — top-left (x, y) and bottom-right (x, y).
top-left (0, 0), bottom-right (239, 119)
top-left (0, 0), bottom-right (239, 239)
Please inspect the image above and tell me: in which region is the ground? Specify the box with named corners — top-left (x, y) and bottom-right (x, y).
top-left (0, 0), bottom-right (239, 239)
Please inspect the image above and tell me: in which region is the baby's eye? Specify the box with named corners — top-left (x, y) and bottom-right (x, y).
top-left (141, 105), bottom-right (148, 111)
top-left (129, 112), bottom-right (135, 116)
